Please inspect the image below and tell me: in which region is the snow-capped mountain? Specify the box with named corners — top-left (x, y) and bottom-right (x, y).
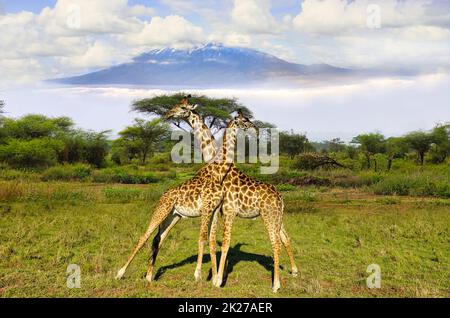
top-left (55, 43), bottom-right (348, 87)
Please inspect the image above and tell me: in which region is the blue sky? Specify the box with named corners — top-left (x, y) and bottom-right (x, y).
top-left (0, 0), bottom-right (449, 139)
top-left (0, 0), bottom-right (55, 13)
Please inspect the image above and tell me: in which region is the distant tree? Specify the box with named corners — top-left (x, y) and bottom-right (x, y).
top-left (280, 130), bottom-right (312, 159)
top-left (309, 141), bottom-right (327, 152)
top-left (404, 131), bottom-right (434, 165)
top-left (0, 138), bottom-right (64, 168)
top-left (131, 93), bottom-right (252, 134)
top-left (0, 112), bottom-right (111, 168)
top-left (327, 138), bottom-right (346, 153)
top-left (114, 119), bottom-right (171, 164)
top-left (351, 133), bottom-right (386, 171)
top-left (0, 101), bottom-right (5, 142)
top-left (81, 131), bottom-right (110, 168)
top-left (345, 145), bottom-right (358, 160)
top-left (385, 137), bottom-right (408, 171)
top-left (429, 123), bottom-right (450, 164)
top-left (1, 114), bottom-right (74, 140)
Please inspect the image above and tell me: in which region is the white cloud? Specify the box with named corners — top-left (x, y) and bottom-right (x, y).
top-left (292, 0), bottom-right (446, 34)
top-left (288, 0), bottom-right (450, 70)
top-left (0, 0), bottom-right (448, 89)
top-left (123, 15), bottom-right (204, 47)
top-left (0, 0), bottom-right (205, 88)
top-left (37, 0), bottom-right (151, 35)
top-left (58, 41), bottom-right (123, 70)
top-left (212, 32), bottom-right (253, 47)
top-left (231, 0), bottom-right (280, 34)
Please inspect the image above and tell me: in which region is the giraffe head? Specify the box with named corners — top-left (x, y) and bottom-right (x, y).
top-left (164, 95), bottom-right (198, 119)
top-left (228, 109), bottom-right (258, 133)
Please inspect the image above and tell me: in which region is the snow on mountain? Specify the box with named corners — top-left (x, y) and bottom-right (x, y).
top-left (54, 43), bottom-right (348, 87)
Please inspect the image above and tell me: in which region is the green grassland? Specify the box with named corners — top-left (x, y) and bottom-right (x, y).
top-left (1, 175), bottom-right (449, 297)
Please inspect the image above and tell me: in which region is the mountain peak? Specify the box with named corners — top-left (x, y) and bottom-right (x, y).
top-left (55, 44), bottom-right (347, 88)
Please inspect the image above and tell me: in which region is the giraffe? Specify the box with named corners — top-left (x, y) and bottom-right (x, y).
top-left (115, 105), bottom-right (256, 285)
top-left (165, 98), bottom-right (298, 293)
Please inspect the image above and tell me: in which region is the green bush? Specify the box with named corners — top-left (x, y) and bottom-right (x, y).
top-left (372, 172), bottom-right (450, 198)
top-left (0, 138), bottom-right (64, 168)
top-left (41, 164), bottom-right (92, 181)
top-left (276, 184), bottom-right (297, 192)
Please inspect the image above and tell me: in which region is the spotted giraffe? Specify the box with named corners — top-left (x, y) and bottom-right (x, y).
top-left (115, 109), bottom-right (256, 284)
top-left (165, 98), bottom-right (298, 293)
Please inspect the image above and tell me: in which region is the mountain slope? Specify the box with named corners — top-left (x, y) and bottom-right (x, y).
top-left (55, 43), bottom-right (348, 87)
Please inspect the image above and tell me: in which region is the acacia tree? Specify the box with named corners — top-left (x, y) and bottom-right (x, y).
top-left (429, 123), bottom-right (450, 164)
top-left (404, 131), bottom-right (433, 165)
top-left (114, 118), bottom-right (171, 164)
top-left (351, 133), bottom-right (386, 171)
top-left (327, 138), bottom-right (346, 153)
top-left (280, 130), bottom-right (312, 159)
top-left (1, 114), bottom-right (74, 140)
top-left (385, 137), bottom-right (408, 171)
top-left (131, 93), bottom-right (253, 134)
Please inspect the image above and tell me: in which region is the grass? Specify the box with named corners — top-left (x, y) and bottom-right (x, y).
top-left (0, 181), bottom-right (448, 298)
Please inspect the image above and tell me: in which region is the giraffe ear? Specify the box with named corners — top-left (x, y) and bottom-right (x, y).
top-left (192, 104), bottom-right (198, 110)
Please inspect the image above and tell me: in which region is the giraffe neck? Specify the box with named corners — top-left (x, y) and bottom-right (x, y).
top-left (209, 125), bottom-right (239, 182)
top-left (187, 112), bottom-right (218, 163)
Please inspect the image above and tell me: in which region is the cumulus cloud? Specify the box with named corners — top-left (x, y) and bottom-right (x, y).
top-left (289, 0), bottom-right (450, 71)
top-left (123, 15), bottom-right (204, 46)
top-left (231, 0), bottom-right (280, 34)
top-left (0, 0), bottom-right (205, 88)
top-left (0, 0), bottom-right (448, 88)
top-left (38, 0), bottom-right (151, 35)
top-left (292, 0), bottom-right (447, 34)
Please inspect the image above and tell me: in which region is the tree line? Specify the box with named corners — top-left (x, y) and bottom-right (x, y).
top-left (0, 97), bottom-right (448, 170)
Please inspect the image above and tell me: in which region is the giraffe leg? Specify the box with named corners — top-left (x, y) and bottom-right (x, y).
top-left (270, 231), bottom-right (282, 293)
top-left (209, 208), bottom-right (220, 282)
top-left (280, 224), bottom-right (298, 277)
top-left (261, 211), bottom-right (282, 292)
top-left (194, 212), bottom-right (211, 281)
top-left (115, 200), bottom-right (174, 280)
top-left (194, 199), bottom-right (221, 281)
top-left (145, 214), bottom-right (181, 282)
top-left (213, 209), bottom-right (235, 288)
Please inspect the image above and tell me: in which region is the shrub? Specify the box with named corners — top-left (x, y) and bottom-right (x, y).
top-left (41, 166), bottom-right (72, 181)
top-left (294, 153), bottom-right (347, 170)
top-left (41, 164), bottom-right (92, 181)
top-left (0, 138), bottom-right (64, 168)
top-left (276, 184), bottom-right (297, 192)
top-left (371, 172), bottom-right (450, 198)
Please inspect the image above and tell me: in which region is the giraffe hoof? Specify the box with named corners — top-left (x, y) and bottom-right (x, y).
top-left (272, 282), bottom-right (281, 293)
top-left (145, 274), bottom-right (153, 283)
top-left (292, 268), bottom-right (298, 277)
top-left (213, 277), bottom-right (222, 288)
top-left (115, 267), bottom-right (126, 280)
top-left (194, 269), bottom-right (202, 282)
